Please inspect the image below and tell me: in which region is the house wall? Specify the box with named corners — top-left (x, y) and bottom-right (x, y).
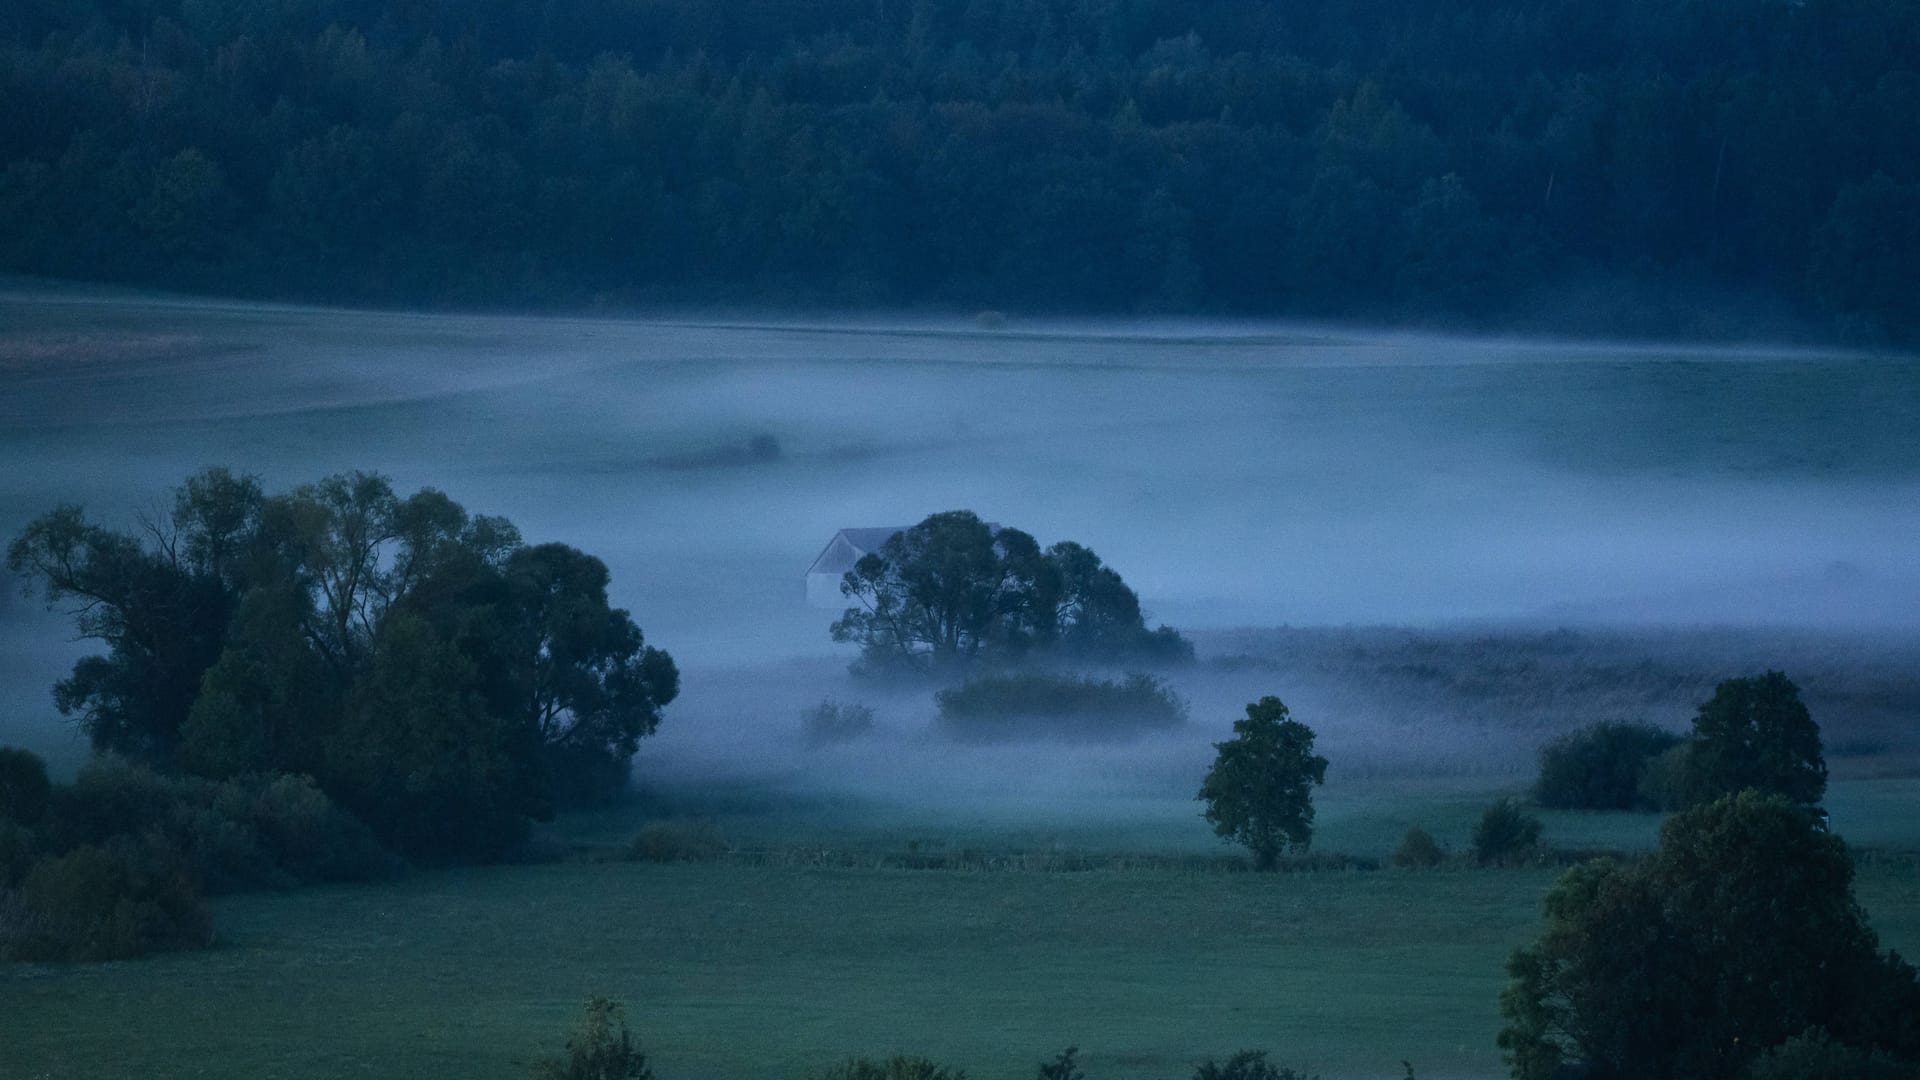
top-left (807, 572), bottom-right (847, 608)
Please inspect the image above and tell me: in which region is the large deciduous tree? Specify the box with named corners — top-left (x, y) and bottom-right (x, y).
top-left (495, 543), bottom-right (680, 805)
top-left (1685, 670), bottom-right (1826, 806)
top-left (9, 468), bottom-right (677, 858)
top-left (831, 511), bottom-right (1048, 674)
top-left (1196, 697), bottom-right (1328, 869)
top-left (6, 468), bottom-right (265, 761)
top-left (1497, 791), bottom-right (1920, 1079)
top-left (829, 511), bottom-right (1188, 675)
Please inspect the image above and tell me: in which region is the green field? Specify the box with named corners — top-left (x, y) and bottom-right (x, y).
top-left (5, 781), bottom-right (1918, 1080)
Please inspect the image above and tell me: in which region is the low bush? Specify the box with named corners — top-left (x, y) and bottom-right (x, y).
top-left (0, 747), bottom-right (52, 825)
top-left (45, 760), bottom-right (394, 892)
top-left (1744, 1029), bottom-right (1917, 1080)
top-left (1391, 825), bottom-right (1445, 869)
top-left (241, 773), bottom-right (397, 884)
top-left (1, 838), bottom-right (211, 962)
top-left (812, 1057), bottom-right (965, 1080)
top-left (1534, 722), bottom-right (1683, 810)
top-left (1471, 798), bottom-right (1543, 866)
top-left (801, 700), bottom-right (877, 747)
top-left (1037, 1047), bottom-right (1085, 1080)
top-left (530, 997), bottom-right (652, 1080)
top-left (626, 821), bottom-right (728, 863)
top-left (935, 672), bottom-right (1186, 742)
top-left (1637, 742), bottom-right (1706, 812)
top-left (1193, 1050), bottom-right (1317, 1080)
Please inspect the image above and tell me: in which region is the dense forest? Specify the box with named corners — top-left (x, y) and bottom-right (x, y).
top-left (1, 0), bottom-right (1917, 337)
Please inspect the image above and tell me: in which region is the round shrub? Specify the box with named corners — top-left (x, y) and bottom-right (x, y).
top-left (1472, 798), bottom-right (1543, 866)
top-left (1391, 825), bottom-right (1445, 869)
top-left (1637, 742), bottom-right (1706, 812)
top-left (0, 747), bottom-right (52, 826)
top-left (1534, 722), bottom-right (1682, 810)
top-left (811, 1057), bottom-right (965, 1080)
top-left (531, 997), bottom-right (652, 1080)
top-left (5, 839), bottom-right (211, 962)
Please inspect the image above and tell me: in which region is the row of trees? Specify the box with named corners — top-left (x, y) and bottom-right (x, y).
top-left (2, 0), bottom-right (1917, 335)
top-left (7, 468), bottom-right (677, 858)
top-left (831, 511), bottom-right (1190, 675)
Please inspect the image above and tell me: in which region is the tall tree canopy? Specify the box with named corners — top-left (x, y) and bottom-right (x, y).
top-left (8, 468), bottom-right (677, 858)
top-left (0, 0), bottom-right (1916, 338)
top-left (1686, 670), bottom-right (1827, 806)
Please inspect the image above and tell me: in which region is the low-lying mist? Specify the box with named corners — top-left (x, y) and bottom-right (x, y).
top-left (4, 290), bottom-right (1917, 824)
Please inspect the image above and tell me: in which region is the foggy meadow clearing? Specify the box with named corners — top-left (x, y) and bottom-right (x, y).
top-left (5, 287), bottom-right (1918, 817)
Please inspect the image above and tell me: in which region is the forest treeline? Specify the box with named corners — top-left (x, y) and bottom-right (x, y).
top-left (2, 0), bottom-right (1918, 336)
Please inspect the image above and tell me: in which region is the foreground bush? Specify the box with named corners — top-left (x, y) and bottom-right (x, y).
top-left (530, 997), bottom-right (652, 1080)
top-left (1, 839), bottom-right (211, 962)
top-left (1471, 799), bottom-right (1542, 866)
top-left (1193, 1051), bottom-right (1317, 1080)
top-left (812, 1057), bottom-right (965, 1080)
top-left (1533, 722), bottom-right (1682, 810)
top-left (936, 672), bottom-right (1186, 742)
top-left (1391, 826), bottom-right (1445, 869)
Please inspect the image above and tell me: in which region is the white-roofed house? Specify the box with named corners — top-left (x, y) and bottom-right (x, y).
top-left (806, 526), bottom-right (907, 607)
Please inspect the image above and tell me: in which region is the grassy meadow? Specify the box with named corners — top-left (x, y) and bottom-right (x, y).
top-left (4, 775), bottom-right (1918, 1080)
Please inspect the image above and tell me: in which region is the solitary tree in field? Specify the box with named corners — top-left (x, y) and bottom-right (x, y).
top-left (1197, 697), bottom-right (1328, 869)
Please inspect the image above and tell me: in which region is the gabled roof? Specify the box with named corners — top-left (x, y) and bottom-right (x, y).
top-left (807, 527), bottom-right (907, 576)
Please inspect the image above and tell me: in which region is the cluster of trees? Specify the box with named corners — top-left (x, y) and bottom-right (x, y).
top-left (3, 0), bottom-right (1917, 336)
top-left (832, 511), bottom-right (1189, 675)
top-left (1535, 671), bottom-right (1827, 813)
top-left (1500, 671), bottom-right (1920, 1077)
top-left (7, 467), bottom-right (677, 860)
top-left (1498, 792), bottom-right (1920, 1078)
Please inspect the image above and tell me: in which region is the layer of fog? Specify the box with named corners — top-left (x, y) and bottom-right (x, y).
top-left (3, 289), bottom-right (1917, 821)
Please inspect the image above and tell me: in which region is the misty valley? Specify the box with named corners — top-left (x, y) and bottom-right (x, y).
top-left (1, 290), bottom-right (1918, 1080)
